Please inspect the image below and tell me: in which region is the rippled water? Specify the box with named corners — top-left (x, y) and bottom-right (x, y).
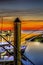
top-left (24, 42), bottom-right (43, 65)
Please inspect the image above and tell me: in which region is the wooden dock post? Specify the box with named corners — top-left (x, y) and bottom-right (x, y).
top-left (14, 18), bottom-right (21, 65)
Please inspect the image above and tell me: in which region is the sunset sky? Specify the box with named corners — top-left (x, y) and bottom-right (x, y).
top-left (0, 0), bottom-right (43, 30)
top-left (0, 19), bottom-right (43, 31)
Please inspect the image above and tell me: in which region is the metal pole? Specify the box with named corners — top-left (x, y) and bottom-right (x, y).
top-left (14, 18), bottom-right (21, 65)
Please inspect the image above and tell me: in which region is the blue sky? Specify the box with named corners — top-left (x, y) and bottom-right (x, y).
top-left (0, 0), bottom-right (43, 10)
top-left (0, 0), bottom-right (43, 20)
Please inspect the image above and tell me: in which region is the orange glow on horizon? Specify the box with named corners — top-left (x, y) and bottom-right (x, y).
top-left (0, 20), bottom-right (43, 31)
top-left (21, 21), bottom-right (43, 30)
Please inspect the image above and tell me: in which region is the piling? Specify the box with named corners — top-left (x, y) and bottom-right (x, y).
top-left (14, 18), bottom-right (21, 65)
